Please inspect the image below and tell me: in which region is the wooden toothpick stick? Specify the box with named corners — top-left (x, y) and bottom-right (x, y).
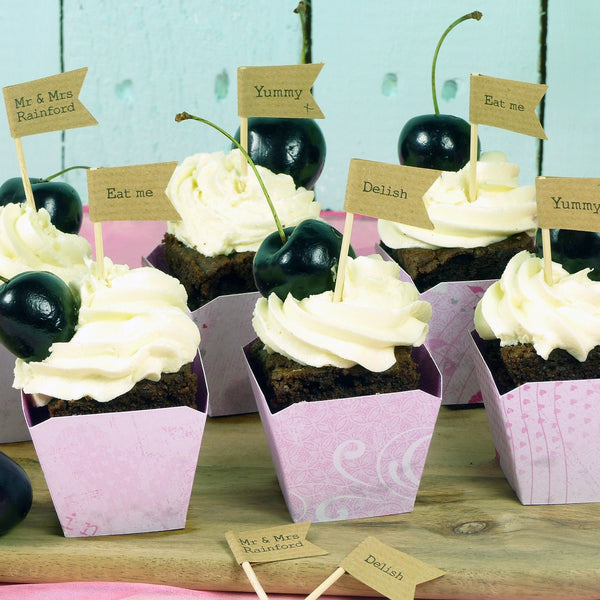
top-left (332, 212), bottom-right (354, 302)
top-left (305, 566), bottom-right (345, 600)
top-left (93, 222), bottom-right (105, 281)
top-left (468, 122), bottom-right (478, 202)
top-left (241, 561), bottom-right (269, 600)
top-left (14, 137), bottom-right (36, 210)
top-left (240, 116), bottom-right (249, 178)
top-left (541, 227), bottom-right (553, 285)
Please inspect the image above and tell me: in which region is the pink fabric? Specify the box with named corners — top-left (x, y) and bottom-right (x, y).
top-left (0, 582), bottom-right (355, 599)
top-left (79, 209), bottom-right (379, 268)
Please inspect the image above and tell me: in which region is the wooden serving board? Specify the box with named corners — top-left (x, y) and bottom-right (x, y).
top-left (1, 406), bottom-right (599, 599)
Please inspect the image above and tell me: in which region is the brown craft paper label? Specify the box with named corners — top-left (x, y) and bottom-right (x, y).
top-left (87, 162), bottom-right (179, 223)
top-left (341, 537), bottom-right (444, 600)
top-left (536, 176), bottom-right (600, 232)
top-left (3, 67), bottom-right (97, 138)
top-left (226, 522), bottom-right (327, 565)
top-left (238, 63), bottom-right (324, 118)
top-left (469, 73), bottom-right (547, 139)
top-left (344, 159), bottom-right (437, 228)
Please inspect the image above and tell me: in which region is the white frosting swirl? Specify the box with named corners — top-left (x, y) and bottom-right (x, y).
top-left (0, 203), bottom-right (92, 284)
top-left (166, 149), bottom-right (321, 256)
top-left (378, 152), bottom-right (536, 250)
top-left (475, 251), bottom-right (600, 361)
top-left (14, 264), bottom-right (201, 403)
top-left (252, 255), bottom-right (431, 372)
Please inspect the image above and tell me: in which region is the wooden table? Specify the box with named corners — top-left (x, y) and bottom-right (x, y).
top-left (1, 406), bottom-right (599, 599)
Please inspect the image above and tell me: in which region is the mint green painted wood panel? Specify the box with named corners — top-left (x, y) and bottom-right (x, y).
top-left (60, 0), bottom-right (305, 207)
top-left (542, 2), bottom-right (599, 178)
top-left (0, 3), bottom-right (61, 183)
top-left (1, 2), bottom-right (546, 212)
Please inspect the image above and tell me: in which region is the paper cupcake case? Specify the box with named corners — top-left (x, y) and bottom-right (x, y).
top-left (243, 343), bottom-right (442, 523)
top-left (145, 244), bottom-right (260, 417)
top-left (376, 244), bottom-right (493, 405)
top-left (470, 332), bottom-right (600, 506)
top-left (22, 354), bottom-right (208, 538)
top-left (0, 345), bottom-right (30, 443)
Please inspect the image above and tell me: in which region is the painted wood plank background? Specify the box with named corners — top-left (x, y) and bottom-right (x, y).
top-left (0, 1), bottom-right (592, 211)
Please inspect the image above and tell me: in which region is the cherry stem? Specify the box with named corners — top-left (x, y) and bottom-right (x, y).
top-left (294, 1), bottom-right (312, 64)
top-left (41, 165), bottom-right (91, 182)
top-left (431, 10), bottom-right (482, 115)
top-left (174, 112), bottom-right (286, 244)
top-left (0, 275), bottom-right (8, 284)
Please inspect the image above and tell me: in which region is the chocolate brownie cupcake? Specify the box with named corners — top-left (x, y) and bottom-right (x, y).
top-left (249, 341), bottom-right (419, 413)
top-left (378, 152), bottom-right (536, 291)
top-left (250, 254), bottom-right (432, 412)
top-left (381, 231), bottom-right (533, 292)
top-left (163, 149), bottom-right (320, 309)
top-left (475, 250), bottom-right (600, 389)
top-left (14, 263), bottom-right (201, 416)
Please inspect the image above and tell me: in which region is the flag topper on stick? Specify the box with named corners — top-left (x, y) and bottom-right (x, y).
top-left (468, 73), bottom-right (547, 201)
top-left (306, 536), bottom-right (444, 600)
top-left (225, 522), bottom-right (327, 600)
top-left (236, 62), bottom-right (324, 175)
top-left (535, 175), bottom-right (600, 284)
top-left (334, 159), bottom-right (440, 301)
top-left (2, 67), bottom-right (97, 212)
top-left (86, 161), bottom-right (178, 280)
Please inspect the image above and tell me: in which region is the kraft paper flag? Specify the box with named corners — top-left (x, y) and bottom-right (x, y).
top-left (226, 522), bottom-right (327, 565)
top-left (227, 522), bottom-right (327, 600)
top-left (87, 162), bottom-right (179, 223)
top-left (3, 67), bottom-right (97, 138)
top-left (238, 63), bottom-right (324, 118)
top-left (469, 73), bottom-right (547, 139)
top-left (536, 176), bottom-right (600, 232)
top-left (344, 159), bottom-right (438, 228)
top-left (334, 158), bottom-right (438, 301)
top-left (340, 537), bottom-right (444, 600)
top-left (306, 536), bottom-right (444, 600)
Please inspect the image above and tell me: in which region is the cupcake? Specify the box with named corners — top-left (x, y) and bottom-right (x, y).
top-left (244, 254), bottom-right (442, 522)
top-left (162, 148), bottom-right (320, 310)
top-left (378, 152), bottom-right (536, 291)
top-left (13, 263), bottom-right (207, 536)
top-left (0, 202), bottom-right (93, 442)
top-left (474, 250), bottom-right (600, 389)
top-left (378, 152), bottom-right (536, 405)
top-left (15, 263), bottom-right (201, 415)
top-left (472, 250), bottom-right (600, 504)
top-left (148, 148), bottom-right (320, 417)
top-left (250, 254), bottom-right (432, 410)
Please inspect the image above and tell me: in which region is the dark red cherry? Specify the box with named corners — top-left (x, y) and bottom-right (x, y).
top-left (254, 219), bottom-right (355, 301)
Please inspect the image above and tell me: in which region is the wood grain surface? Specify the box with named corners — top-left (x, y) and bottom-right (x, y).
top-left (1, 406), bottom-right (599, 599)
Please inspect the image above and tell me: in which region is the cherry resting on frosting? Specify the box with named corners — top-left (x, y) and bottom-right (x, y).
top-left (398, 11), bottom-right (482, 171)
top-left (175, 111), bottom-right (351, 301)
top-left (233, 1), bottom-right (326, 191)
top-left (0, 166), bottom-right (87, 234)
top-left (233, 117), bottom-right (326, 190)
top-left (0, 271), bottom-right (80, 362)
top-left (254, 218), bottom-right (355, 301)
top-left (0, 451), bottom-right (33, 536)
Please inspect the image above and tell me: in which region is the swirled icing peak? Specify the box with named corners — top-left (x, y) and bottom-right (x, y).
top-left (252, 254), bottom-right (431, 372)
top-left (475, 250), bottom-right (600, 361)
top-left (0, 202), bottom-right (92, 284)
top-left (14, 263), bottom-right (201, 403)
top-left (378, 151), bottom-right (536, 250)
top-left (166, 149), bottom-right (321, 256)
